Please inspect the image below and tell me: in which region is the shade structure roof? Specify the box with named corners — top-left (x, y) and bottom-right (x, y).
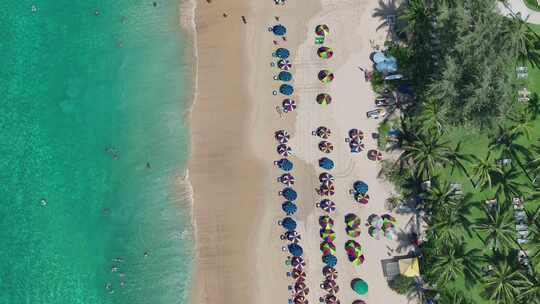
top-left (280, 84), bottom-right (294, 95)
top-left (278, 71), bottom-right (293, 82)
top-left (351, 278), bottom-right (368, 295)
top-left (375, 57), bottom-right (397, 73)
top-left (275, 47), bottom-right (290, 59)
top-left (272, 24), bottom-right (287, 36)
top-left (399, 258), bottom-right (420, 277)
top-left (372, 51), bottom-right (386, 63)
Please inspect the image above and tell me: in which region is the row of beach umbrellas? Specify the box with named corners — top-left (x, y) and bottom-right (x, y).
top-left (345, 129), bottom-right (365, 153)
top-left (318, 215), bottom-right (340, 303)
top-left (270, 24), bottom-right (298, 115)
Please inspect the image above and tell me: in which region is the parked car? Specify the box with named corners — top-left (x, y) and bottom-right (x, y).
top-left (374, 97), bottom-right (396, 107)
top-left (366, 108), bottom-right (386, 119)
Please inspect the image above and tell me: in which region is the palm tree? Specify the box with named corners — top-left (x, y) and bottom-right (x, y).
top-left (528, 140), bottom-right (540, 184)
top-left (399, 0), bottom-right (430, 37)
top-left (473, 203), bottom-right (516, 253)
top-left (448, 141), bottom-right (476, 187)
top-left (508, 108), bottom-right (533, 140)
top-left (470, 151), bottom-right (503, 189)
top-left (399, 131), bottom-right (452, 180)
top-left (427, 241), bottom-right (483, 286)
top-left (428, 201), bottom-right (472, 245)
top-left (420, 99), bottom-right (448, 134)
top-left (489, 125), bottom-right (533, 183)
top-left (483, 258), bottom-right (529, 304)
top-left (519, 276), bottom-right (540, 304)
top-left (503, 14), bottom-right (540, 68)
top-left (495, 167), bottom-right (526, 201)
top-left (422, 180), bottom-right (459, 216)
top-left (440, 289), bottom-right (474, 304)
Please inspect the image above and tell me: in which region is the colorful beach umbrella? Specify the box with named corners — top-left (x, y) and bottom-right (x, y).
top-left (320, 241), bottom-right (336, 255)
top-left (322, 279), bottom-right (340, 294)
top-left (319, 172), bottom-right (335, 184)
top-left (293, 295), bottom-right (308, 304)
top-left (349, 140), bottom-right (365, 153)
top-left (292, 268), bottom-right (306, 279)
top-left (319, 157), bottom-right (334, 170)
top-left (346, 227), bottom-right (361, 238)
top-left (319, 215), bottom-right (334, 228)
top-left (282, 98), bottom-right (297, 113)
top-left (274, 47), bottom-right (290, 59)
top-left (295, 284), bottom-right (310, 296)
top-left (277, 144), bottom-right (292, 157)
top-left (281, 217), bottom-right (297, 231)
top-left (320, 184), bottom-right (335, 196)
top-left (278, 173), bottom-right (295, 186)
top-left (368, 226), bottom-right (381, 239)
top-left (382, 214), bottom-right (396, 222)
top-left (274, 130), bottom-right (290, 143)
top-left (278, 71), bottom-right (293, 82)
top-left (315, 24), bottom-right (330, 37)
top-left (282, 201), bottom-right (298, 215)
top-left (351, 279), bottom-right (368, 295)
top-left (323, 266), bottom-right (338, 279)
top-left (319, 199), bottom-right (336, 213)
top-left (278, 59), bottom-right (292, 70)
top-left (322, 254), bottom-right (337, 267)
top-left (353, 181), bottom-right (369, 194)
top-left (318, 70), bottom-right (335, 83)
top-left (271, 24), bottom-right (287, 36)
top-left (320, 228), bottom-right (336, 242)
top-left (315, 126), bottom-right (332, 139)
top-left (319, 141), bottom-right (334, 153)
top-left (275, 158), bottom-right (293, 171)
top-left (291, 256), bottom-right (305, 268)
top-left (280, 84), bottom-right (294, 96)
top-left (288, 243), bottom-right (304, 257)
top-left (352, 300), bottom-right (367, 304)
top-left (324, 294), bottom-right (339, 304)
top-left (317, 46), bottom-right (334, 59)
top-left (354, 192), bottom-right (369, 205)
top-left (348, 129), bottom-right (364, 140)
top-left (281, 187), bottom-right (297, 201)
top-left (367, 149), bottom-right (383, 161)
top-left (316, 93), bottom-right (332, 105)
top-left (345, 214), bottom-right (361, 229)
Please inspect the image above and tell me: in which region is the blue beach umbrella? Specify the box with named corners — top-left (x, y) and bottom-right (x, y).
top-left (275, 48), bottom-right (290, 59)
top-left (353, 181), bottom-right (369, 194)
top-left (272, 24), bottom-right (287, 36)
top-left (319, 157), bottom-right (334, 170)
top-left (278, 71), bottom-right (293, 82)
top-left (375, 58), bottom-right (397, 73)
top-left (281, 217), bottom-right (297, 231)
top-left (279, 84), bottom-right (294, 95)
top-left (288, 243), bottom-right (303, 257)
top-left (282, 187), bottom-right (298, 201)
top-left (282, 201), bottom-right (298, 215)
top-left (372, 51), bottom-right (386, 63)
top-left (276, 158), bottom-right (293, 171)
top-left (322, 254), bottom-right (338, 267)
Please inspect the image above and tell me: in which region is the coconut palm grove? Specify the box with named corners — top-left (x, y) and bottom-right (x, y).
top-left (375, 1), bottom-right (540, 303)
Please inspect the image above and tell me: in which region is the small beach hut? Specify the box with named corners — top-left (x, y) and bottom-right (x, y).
top-left (280, 84), bottom-right (294, 95)
top-left (281, 217), bottom-right (297, 231)
top-left (278, 71), bottom-right (293, 82)
top-left (322, 254), bottom-right (337, 267)
top-left (315, 24), bottom-right (330, 36)
top-left (274, 130), bottom-right (290, 143)
top-left (399, 258), bottom-right (420, 277)
top-left (288, 243), bottom-right (303, 257)
top-left (318, 157), bottom-right (334, 170)
top-left (276, 158), bottom-right (293, 171)
top-left (271, 24), bottom-right (287, 36)
top-left (282, 201), bottom-right (297, 215)
top-left (277, 59), bottom-right (292, 70)
top-left (277, 144), bottom-right (292, 157)
top-left (282, 99), bottom-right (297, 113)
top-left (317, 46), bottom-right (334, 59)
top-left (318, 70), bottom-right (335, 83)
top-left (351, 278), bottom-right (368, 295)
top-left (275, 47), bottom-right (290, 59)
top-left (316, 93), bottom-right (332, 105)
top-left (353, 181), bottom-right (369, 194)
top-left (282, 187), bottom-right (298, 201)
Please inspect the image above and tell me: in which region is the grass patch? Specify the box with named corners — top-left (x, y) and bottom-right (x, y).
top-left (524, 0), bottom-right (540, 12)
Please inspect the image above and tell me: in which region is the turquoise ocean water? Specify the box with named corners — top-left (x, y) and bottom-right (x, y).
top-left (0, 1), bottom-right (194, 303)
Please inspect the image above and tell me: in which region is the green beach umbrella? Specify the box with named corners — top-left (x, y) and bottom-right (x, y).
top-left (320, 228), bottom-right (336, 241)
top-left (319, 215), bottom-right (334, 228)
top-left (318, 70), bottom-right (335, 83)
top-left (351, 278), bottom-right (368, 295)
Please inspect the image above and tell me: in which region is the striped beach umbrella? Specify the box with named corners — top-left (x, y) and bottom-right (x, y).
top-left (323, 266), bottom-right (338, 279)
top-left (318, 70), bottom-right (335, 83)
top-left (293, 295), bottom-right (308, 304)
top-left (275, 158), bottom-right (293, 171)
top-left (318, 141), bottom-right (334, 153)
top-left (278, 71), bottom-right (293, 82)
top-left (274, 47), bottom-right (290, 59)
top-left (277, 144), bottom-right (292, 157)
top-left (280, 84), bottom-right (294, 96)
top-left (274, 129), bottom-right (290, 143)
top-left (315, 24), bottom-right (330, 36)
top-left (284, 230), bottom-right (301, 242)
top-left (281, 187), bottom-right (297, 201)
top-left (345, 213), bottom-right (361, 229)
top-left (282, 98), bottom-right (297, 113)
top-left (348, 129), bottom-right (364, 140)
top-left (346, 227), bottom-right (362, 238)
top-left (349, 140), bottom-right (365, 153)
top-left (353, 181), bottom-right (369, 194)
top-left (320, 184), bottom-right (335, 196)
top-left (322, 279), bottom-right (340, 294)
top-left (322, 254), bottom-right (337, 267)
top-left (271, 24), bottom-right (287, 36)
top-left (282, 201), bottom-right (298, 215)
top-left (318, 157), bottom-right (334, 170)
top-left (354, 192), bottom-right (369, 205)
top-left (367, 149), bottom-right (383, 161)
top-left (314, 126), bottom-right (332, 139)
top-left (324, 294), bottom-right (338, 304)
top-left (292, 268), bottom-right (306, 279)
top-left (291, 256), bottom-right (305, 268)
top-left (278, 59), bottom-right (292, 70)
top-left (294, 283), bottom-right (310, 296)
top-left (317, 46), bottom-right (334, 59)
top-left (316, 93), bottom-right (332, 105)
top-left (319, 172), bottom-right (335, 184)
top-left (319, 199), bottom-right (336, 213)
top-left (278, 173), bottom-right (295, 186)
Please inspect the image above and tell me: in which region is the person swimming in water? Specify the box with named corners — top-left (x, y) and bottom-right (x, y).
top-left (40, 198), bottom-right (47, 206)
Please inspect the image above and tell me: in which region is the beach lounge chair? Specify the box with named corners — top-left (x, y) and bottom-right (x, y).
top-left (485, 199), bottom-right (497, 210)
top-left (518, 238), bottom-right (529, 245)
top-left (517, 230), bottom-right (529, 238)
top-left (516, 224), bottom-right (528, 231)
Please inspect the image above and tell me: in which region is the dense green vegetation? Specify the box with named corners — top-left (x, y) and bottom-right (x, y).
top-left (377, 1), bottom-right (540, 303)
top-left (524, 0), bottom-right (540, 12)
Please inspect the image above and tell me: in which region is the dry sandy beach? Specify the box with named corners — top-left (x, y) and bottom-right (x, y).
top-left (189, 0), bottom-right (413, 303)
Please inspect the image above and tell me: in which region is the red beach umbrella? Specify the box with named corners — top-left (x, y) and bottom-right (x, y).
top-left (274, 130), bottom-right (290, 143)
top-left (354, 192), bottom-right (369, 205)
top-left (319, 172), bottom-right (335, 183)
top-left (368, 149), bottom-right (383, 161)
top-left (319, 141), bottom-right (334, 153)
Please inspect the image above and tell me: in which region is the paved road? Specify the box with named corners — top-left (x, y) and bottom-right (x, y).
top-left (500, 0), bottom-right (540, 24)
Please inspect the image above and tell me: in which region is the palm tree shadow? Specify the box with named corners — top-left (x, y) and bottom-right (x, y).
top-left (372, 0), bottom-right (405, 31)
